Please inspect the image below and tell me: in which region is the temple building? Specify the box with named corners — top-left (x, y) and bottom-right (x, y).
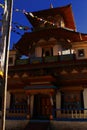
top-left (5, 4), bottom-right (87, 120)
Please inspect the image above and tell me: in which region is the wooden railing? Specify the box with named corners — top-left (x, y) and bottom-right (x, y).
top-left (15, 54), bottom-right (75, 65)
top-left (6, 107), bottom-right (87, 120)
top-left (53, 108), bottom-right (87, 120)
top-left (6, 105), bottom-right (27, 119)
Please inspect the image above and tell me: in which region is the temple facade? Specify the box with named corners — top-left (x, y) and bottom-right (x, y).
top-left (5, 4), bottom-right (87, 120)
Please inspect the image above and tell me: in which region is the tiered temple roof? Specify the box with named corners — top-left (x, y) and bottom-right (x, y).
top-left (15, 4), bottom-right (87, 56)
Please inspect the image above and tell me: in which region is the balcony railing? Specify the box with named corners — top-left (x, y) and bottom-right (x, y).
top-left (6, 105), bottom-right (27, 120)
top-left (8, 54), bottom-right (87, 67)
top-left (5, 107), bottom-right (87, 120)
top-left (15, 54), bottom-right (75, 65)
top-left (53, 108), bottom-right (87, 120)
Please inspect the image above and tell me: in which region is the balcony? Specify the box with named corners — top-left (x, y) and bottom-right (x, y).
top-left (6, 104), bottom-right (27, 120)
top-left (53, 108), bottom-right (87, 121)
top-left (6, 107), bottom-right (87, 121)
top-left (15, 54), bottom-right (74, 65)
top-left (8, 54), bottom-right (87, 68)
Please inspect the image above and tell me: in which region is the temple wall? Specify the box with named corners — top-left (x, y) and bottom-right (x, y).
top-left (6, 91), bottom-right (10, 109)
top-left (0, 120), bottom-right (29, 130)
top-left (84, 47), bottom-right (87, 58)
top-left (72, 42), bottom-right (87, 59)
top-left (50, 121), bottom-right (87, 130)
top-left (30, 95), bottom-right (34, 117)
top-left (83, 88), bottom-right (87, 109)
top-left (53, 45), bottom-right (61, 56)
top-left (35, 47), bottom-right (42, 57)
top-left (53, 45), bottom-right (58, 56)
top-left (56, 91), bottom-right (61, 117)
top-left (9, 50), bottom-right (16, 66)
top-left (0, 120), bottom-right (87, 130)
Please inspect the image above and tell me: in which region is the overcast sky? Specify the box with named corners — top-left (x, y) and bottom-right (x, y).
top-left (0, 0), bottom-right (87, 49)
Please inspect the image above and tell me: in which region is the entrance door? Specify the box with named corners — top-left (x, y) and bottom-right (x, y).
top-left (33, 94), bottom-right (52, 119)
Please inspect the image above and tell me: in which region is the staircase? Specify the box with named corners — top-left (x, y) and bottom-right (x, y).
top-left (24, 121), bottom-right (50, 130)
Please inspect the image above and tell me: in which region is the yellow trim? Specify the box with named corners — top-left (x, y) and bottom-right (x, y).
top-left (0, 71), bottom-right (3, 77)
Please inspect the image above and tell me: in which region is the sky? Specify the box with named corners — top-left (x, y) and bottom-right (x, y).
top-left (0, 0), bottom-right (87, 49)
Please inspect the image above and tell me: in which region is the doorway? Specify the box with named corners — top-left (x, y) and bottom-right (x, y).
top-left (33, 94), bottom-right (52, 119)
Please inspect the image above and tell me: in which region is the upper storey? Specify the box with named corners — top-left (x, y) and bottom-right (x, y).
top-left (25, 4), bottom-right (76, 31)
top-left (15, 4), bottom-right (87, 57)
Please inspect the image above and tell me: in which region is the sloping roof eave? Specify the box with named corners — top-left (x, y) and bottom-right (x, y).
top-left (15, 28), bottom-right (87, 55)
top-left (25, 4), bottom-right (76, 30)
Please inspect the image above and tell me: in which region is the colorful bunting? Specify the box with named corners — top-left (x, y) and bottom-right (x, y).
top-left (12, 22), bottom-right (30, 31)
top-left (0, 3), bottom-right (58, 36)
top-left (29, 12), bottom-right (34, 18)
top-left (28, 12), bottom-right (56, 27)
top-left (0, 19), bottom-right (31, 32)
top-left (12, 29), bottom-right (22, 36)
top-left (13, 8), bottom-right (57, 27)
top-left (0, 2), bottom-right (57, 27)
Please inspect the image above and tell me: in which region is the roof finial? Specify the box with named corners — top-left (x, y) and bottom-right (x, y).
top-left (50, 3), bottom-right (53, 8)
top-left (49, 0), bottom-right (53, 8)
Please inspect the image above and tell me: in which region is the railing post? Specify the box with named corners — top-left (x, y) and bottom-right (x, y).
top-left (71, 109), bottom-right (74, 118)
top-left (54, 108), bottom-right (87, 120)
top-left (79, 110), bottom-right (81, 118)
top-left (75, 110), bottom-right (77, 118)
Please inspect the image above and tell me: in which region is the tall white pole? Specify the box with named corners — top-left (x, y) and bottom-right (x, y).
top-left (1, 0), bottom-right (13, 130)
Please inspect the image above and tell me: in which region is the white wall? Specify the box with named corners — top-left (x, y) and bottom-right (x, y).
top-left (9, 50), bottom-right (16, 66)
top-left (83, 88), bottom-right (87, 109)
top-left (56, 91), bottom-right (61, 117)
top-left (35, 47), bottom-right (42, 57)
top-left (83, 88), bottom-right (87, 115)
top-left (72, 42), bottom-right (87, 60)
top-left (53, 45), bottom-right (62, 56)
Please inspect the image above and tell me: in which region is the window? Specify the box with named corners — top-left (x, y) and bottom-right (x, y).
top-left (42, 47), bottom-right (53, 57)
top-left (62, 49), bottom-right (71, 55)
top-left (61, 91), bottom-right (84, 113)
top-left (78, 49), bottom-right (85, 57)
top-left (10, 93), bottom-right (27, 109)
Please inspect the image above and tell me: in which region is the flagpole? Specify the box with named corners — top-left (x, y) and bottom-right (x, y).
top-left (1, 0), bottom-right (13, 130)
